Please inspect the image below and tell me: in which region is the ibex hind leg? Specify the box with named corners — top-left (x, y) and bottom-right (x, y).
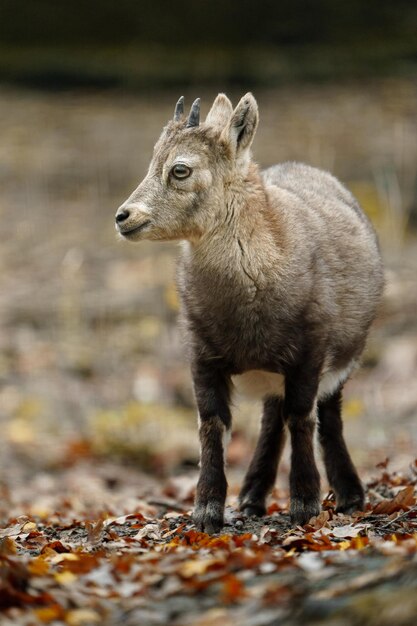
top-left (318, 387), bottom-right (365, 514)
top-left (239, 396), bottom-right (286, 517)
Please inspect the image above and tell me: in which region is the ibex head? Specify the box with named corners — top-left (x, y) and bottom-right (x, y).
top-left (115, 93), bottom-right (259, 242)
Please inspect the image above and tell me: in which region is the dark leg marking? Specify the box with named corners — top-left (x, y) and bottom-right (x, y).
top-left (239, 395), bottom-right (286, 517)
top-left (285, 363), bottom-right (322, 526)
top-left (192, 363), bottom-right (231, 534)
top-left (318, 387), bottom-right (365, 514)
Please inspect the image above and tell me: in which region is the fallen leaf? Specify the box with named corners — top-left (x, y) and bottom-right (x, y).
top-left (179, 558), bottom-right (222, 578)
top-left (0, 537), bottom-right (17, 555)
top-left (221, 574), bottom-right (246, 603)
top-left (28, 557), bottom-right (50, 576)
top-left (133, 523), bottom-right (163, 541)
top-left (33, 605), bottom-right (65, 623)
top-left (373, 485), bottom-right (415, 515)
top-left (331, 523), bottom-right (369, 538)
top-left (86, 519), bottom-right (104, 544)
top-left (54, 571), bottom-right (77, 585)
top-left (66, 609), bottom-right (101, 625)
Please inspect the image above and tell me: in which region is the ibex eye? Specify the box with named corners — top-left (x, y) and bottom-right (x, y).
top-left (172, 163), bottom-right (192, 179)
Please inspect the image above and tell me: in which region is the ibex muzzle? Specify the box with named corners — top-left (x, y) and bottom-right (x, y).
top-left (115, 94), bottom-right (384, 534)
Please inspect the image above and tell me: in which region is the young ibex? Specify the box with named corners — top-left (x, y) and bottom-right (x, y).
top-left (115, 94), bottom-right (384, 534)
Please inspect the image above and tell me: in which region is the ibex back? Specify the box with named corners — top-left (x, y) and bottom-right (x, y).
top-left (115, 93), bottom-right (384, 533)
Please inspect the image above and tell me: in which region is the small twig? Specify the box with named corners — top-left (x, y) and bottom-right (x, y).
top-left (380, 505), bottom-right (417, 529)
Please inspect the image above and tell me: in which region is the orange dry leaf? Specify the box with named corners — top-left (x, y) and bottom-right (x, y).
top-left (221, 574), bottom-right (246, 604)
top-left (34, 604), bottom-right (65, 623)
top-left (28, 557), bottom-right (50, 576)
top-left (59, 553), bottom-right (101, 574)
top-left (179, 557), bottom-right (223, 578)
top-left (373, 485), bottom-right (415, 515)
top-left (232, 533), bottom-right (254, 547)
top-left (267, 502), bottom-right (281, 515)
top-left (350, 536), bottom-right (369, 550)
top-left (64, 439), bottom-right (94, 464)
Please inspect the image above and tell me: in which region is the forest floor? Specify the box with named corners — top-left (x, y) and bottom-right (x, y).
top-left (0, 455), bottom-right (417, 626)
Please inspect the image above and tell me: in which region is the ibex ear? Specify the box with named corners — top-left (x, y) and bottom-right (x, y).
top-left (205, 93), bottom-right (233, 131)
top-left (222, 93), bottom-right (258, 163)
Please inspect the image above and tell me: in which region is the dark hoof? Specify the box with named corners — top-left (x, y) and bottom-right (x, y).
top-left (240, 502), bottom-right (266, 518)
top-left (290, 497), bottom-right (321, 526)
top-left (193, 502), bottom-right (224, 534)
top-left (336, 495), bottom-right (365, 515)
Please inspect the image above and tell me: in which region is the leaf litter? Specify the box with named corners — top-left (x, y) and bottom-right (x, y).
top-left (0, 459), bottom-right (416, 625)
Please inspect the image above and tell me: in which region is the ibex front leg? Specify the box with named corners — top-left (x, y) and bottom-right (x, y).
top-left (285, 362), bottom-right (322, 526)
top-left (192, 361), bottom-right (231, 534)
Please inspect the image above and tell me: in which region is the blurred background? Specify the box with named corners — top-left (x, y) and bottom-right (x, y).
top-left (0, 1), bottom-right (416, 516)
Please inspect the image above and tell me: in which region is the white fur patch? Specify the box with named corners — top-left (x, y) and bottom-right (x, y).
top-left (232, 370), bottom-right (285, 400)
top-left (318, 363), bottom-right (355, 399)
top-left (233, 364), bottom-right (355, 401)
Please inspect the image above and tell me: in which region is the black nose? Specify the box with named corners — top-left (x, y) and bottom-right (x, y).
top-left (116, 208), bottom-right (130, 223)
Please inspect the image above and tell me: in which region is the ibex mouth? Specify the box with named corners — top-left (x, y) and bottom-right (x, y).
top-left (119, 220), bottom-right (152, 238)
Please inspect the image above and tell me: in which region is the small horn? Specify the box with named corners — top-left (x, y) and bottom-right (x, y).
top-left (174, 96), bottom-right (184, 121)
top-left (186, 98), bottom-right (200, 128)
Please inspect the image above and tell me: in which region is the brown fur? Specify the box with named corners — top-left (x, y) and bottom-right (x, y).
top-left (115, 93), bottom-right (384, 533)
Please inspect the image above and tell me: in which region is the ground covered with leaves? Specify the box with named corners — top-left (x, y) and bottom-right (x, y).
top-left (1, 457), bottom-right (416, 626)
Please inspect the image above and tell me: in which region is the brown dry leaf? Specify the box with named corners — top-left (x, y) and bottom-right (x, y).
top-left (60, 553), bottom-right (102, 575)
top-left (0, 536), bottom-right (18, 555)
top-left (86, 519), bottom-right (104, 544)
top-left (373, 485), bottom-right (415, 515)
top-left (41, 540), bottom-right (70, 554)
top-left (307, 510), bottom-right (331, 530)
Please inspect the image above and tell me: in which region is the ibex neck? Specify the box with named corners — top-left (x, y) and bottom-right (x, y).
top-left (185, 164), bottom-right (283, 291)
top-left (200, 162), bottom-right (269, 245)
